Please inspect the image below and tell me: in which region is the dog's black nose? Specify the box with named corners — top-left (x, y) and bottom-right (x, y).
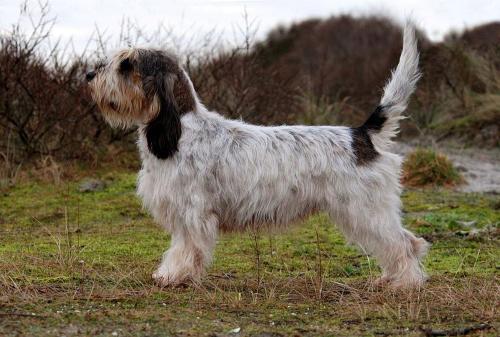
top-left (86, 71), bottom-right (96, 82)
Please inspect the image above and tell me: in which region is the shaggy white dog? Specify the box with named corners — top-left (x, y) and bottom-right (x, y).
top-left (87, 23), bottom-right (429, 288)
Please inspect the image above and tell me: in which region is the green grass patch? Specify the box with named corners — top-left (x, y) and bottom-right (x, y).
top-left (0, 171), bottom-right (498, 336)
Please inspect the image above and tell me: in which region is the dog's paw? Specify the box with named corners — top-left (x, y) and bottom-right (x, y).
top-left (152, 271), bottom-right (177, 287)
top-left (152, 270), bottom-right (197, 288)
top-left (388, 277), bottom-right (426, 290)
top-left (374, 275), bottom-right (426, 290)
top-left (373, 276), bottom-right (392, 288)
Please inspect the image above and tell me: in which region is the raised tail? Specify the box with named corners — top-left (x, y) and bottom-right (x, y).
top-left (360, 22), bottom-right (421, 152)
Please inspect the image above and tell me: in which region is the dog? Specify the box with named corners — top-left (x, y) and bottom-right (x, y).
top-left (87, 23), bottom-right (429, 288)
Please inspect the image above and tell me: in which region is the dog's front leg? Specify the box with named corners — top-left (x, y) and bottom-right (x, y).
top-left (153, 213), bottom-right (218, 287)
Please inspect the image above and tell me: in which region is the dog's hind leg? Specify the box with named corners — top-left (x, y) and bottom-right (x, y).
top-left (153, 212), bottom-right (218, 287)
top-left (328, 191), bottom-right (429, 288)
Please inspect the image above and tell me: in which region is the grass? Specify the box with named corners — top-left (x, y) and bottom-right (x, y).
top-left (0, 170), bottom-right (499, 336)
top-left (402, 148), bottom-right (464, 188)
top-left (430, 109), bottom-right (500, 147)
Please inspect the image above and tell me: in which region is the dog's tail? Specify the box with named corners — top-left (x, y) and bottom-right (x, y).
top-left (361, 21), bottom-right (420, 151)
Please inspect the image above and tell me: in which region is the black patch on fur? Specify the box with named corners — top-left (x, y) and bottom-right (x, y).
top-left (351, 105), bottom-right (387, 165)
top-left (119, 57), bottom-right (133, 73)
top-left (133, 49), bottom-right (198, 159)
top-left (361, 105), bottom-right (387, 132)
top-left (145, 96), bottom-right (182, 159)
top-left (138, 50), bottom-right (184, 159)
top-left (351, 128), bottom-right (378, 165)
top-left (138, 50), bottom-right (175, 99)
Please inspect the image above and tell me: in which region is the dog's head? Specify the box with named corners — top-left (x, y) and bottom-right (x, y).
top-left (87, 49), bottom-right (196, 159)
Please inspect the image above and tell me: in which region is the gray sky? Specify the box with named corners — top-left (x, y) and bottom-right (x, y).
top-left (1, 0), bottom-right (499, 54)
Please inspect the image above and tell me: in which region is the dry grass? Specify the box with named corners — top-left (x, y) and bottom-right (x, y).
top-left (0, 274), bottom-right (498, 336)
top-left (0, 170), bottom-right (498, 336)
top-left (402, 148), bottom-right (464, 188)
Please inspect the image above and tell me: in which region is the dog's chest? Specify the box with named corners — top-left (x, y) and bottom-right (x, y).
top-left (136, 139), bottom-right (179, 210)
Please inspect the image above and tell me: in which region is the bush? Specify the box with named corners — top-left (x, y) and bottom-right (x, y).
top-left (414, 33), bottom-right (500, 144)
top-left (402, 148), bottom-right (464, 187)
top-left (0, 2), bottom-right (300, 166)
top-left (0, 2), bottom-right (137, 164)
top-left (1, 2), bottom-right (499, 169)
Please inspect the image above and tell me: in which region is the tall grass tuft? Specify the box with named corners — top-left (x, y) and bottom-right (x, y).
top-left (402, 148), bottom-right (464, 188)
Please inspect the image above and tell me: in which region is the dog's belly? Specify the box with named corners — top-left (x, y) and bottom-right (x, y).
top-left (216, 203), bottom-right (320, 232)
top-left (213, 174), bottom-right (333, 232)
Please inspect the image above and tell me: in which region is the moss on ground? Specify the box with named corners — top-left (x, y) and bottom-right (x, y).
top-left (0, 171), bottom-right (498, 336)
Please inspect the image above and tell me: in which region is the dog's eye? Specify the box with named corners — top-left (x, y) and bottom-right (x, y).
top-left (119, 58), bottom-right (133, 73)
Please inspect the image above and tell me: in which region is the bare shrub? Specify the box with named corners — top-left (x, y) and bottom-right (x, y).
top-left (254, 15), bottom-right (406, 125)
top-left (0, 2), bottom-right (102, 162)
top-left (1, 1), bottom-right (499, 174)
top-left (187, 13), bottom-right (301, 125)
top-left (414, 31), bottom-right (500, 144)
top-left (189, 48), bottom-right (301, 124)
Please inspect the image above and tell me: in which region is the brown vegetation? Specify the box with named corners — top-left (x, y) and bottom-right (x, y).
top-left (1, 2), bottom-right (499, 170)
top-left (402, 148), bottom-right (464, 188)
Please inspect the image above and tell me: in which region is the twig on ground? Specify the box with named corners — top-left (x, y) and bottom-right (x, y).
top-left (420, 323), bottom-right (492, 336)
top-left (0, 312), bottom-right (46, 318)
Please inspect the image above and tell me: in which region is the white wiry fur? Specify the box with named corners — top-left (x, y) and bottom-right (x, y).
top-left (89, 23), bottom-right (429, 289)
top-left (373, 21), bottom-right (421, 151)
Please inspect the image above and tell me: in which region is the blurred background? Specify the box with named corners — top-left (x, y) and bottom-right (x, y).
top-left (0, 0), bottom-right (499, 189)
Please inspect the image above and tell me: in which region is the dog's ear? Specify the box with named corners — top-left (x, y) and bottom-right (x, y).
top-left (143, 72), bottom-right (182, 159)
top-left (137, 50), bottom-right (196, 159)
top-left (136, 50), bottom-right (181, 159)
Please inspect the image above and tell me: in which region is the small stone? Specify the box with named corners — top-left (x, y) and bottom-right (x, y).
top-left (228, 327), bottom-right (241, 334)
top-left (457, 220), bottom-right (476, 227)
top-left (78, 178), bottom-right (106, 192)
